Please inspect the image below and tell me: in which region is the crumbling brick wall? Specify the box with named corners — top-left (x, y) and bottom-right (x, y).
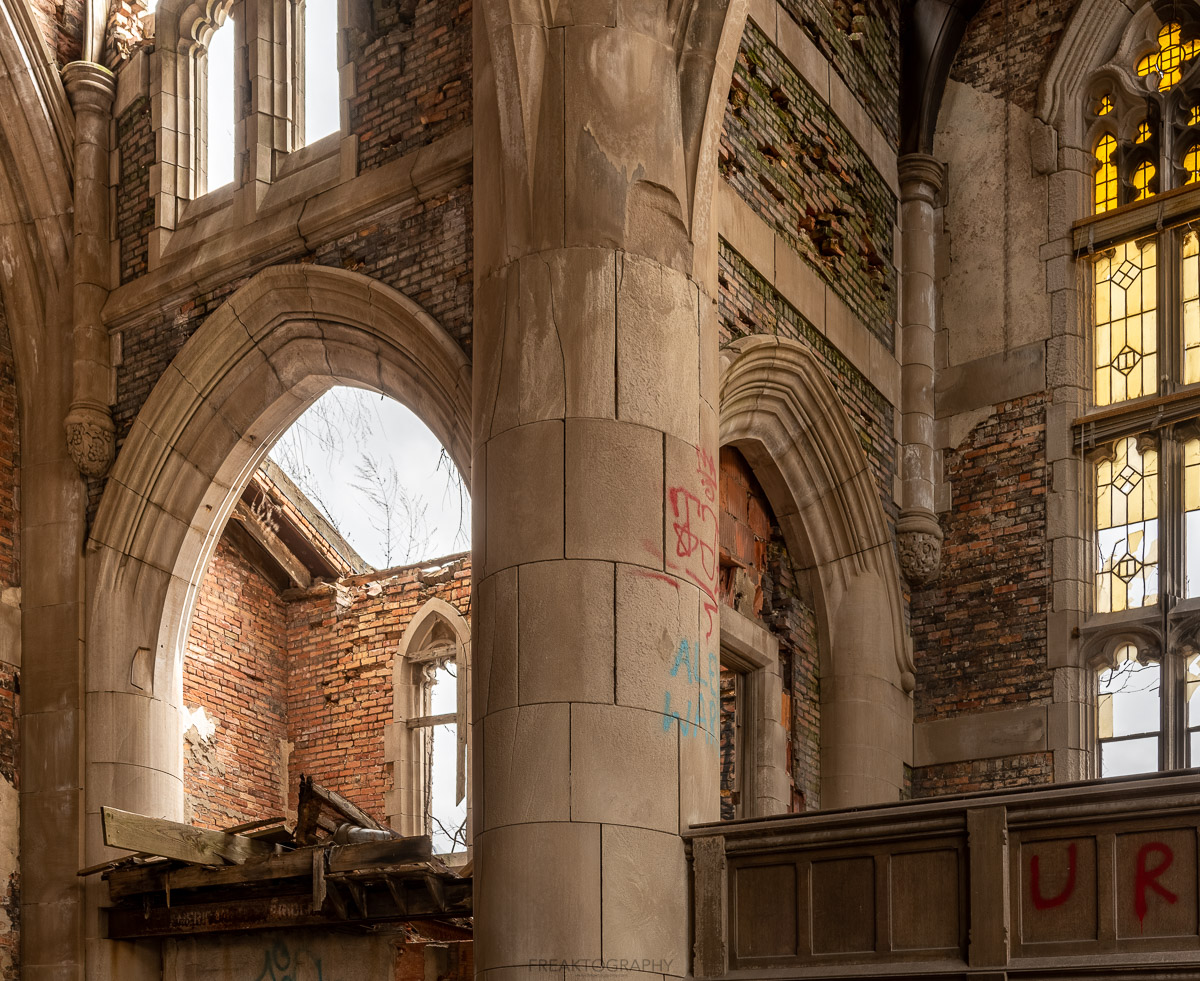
top-left (184, 536), bottom-right (290, 829)
top-left (286, 557), bottom-right (471, 820)
top-left (27, 0), bottom-right (83, 68)
top-left (949, 0), bottom-right (1070, 116)
top-left (780, 0), bottom-right (900, 147)
top-left (718, 240), bottom-right (897, 531)
top-left (910, 394), bottom-right (1052, 796)
top-left (721, 18), bottom-right (897, 348)
top-left (718, 447), bottom-right (820, 814)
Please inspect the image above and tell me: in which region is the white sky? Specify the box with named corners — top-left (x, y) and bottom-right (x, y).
top-left (269, 387), bottom-right (470, 569)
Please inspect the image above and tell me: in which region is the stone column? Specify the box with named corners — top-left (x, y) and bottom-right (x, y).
top-left (63, 62), bottom-right (117, 478)
top-left (472, 3), bottom-right (744, 975)
top-left (897, 153), bottom-right (945, 586)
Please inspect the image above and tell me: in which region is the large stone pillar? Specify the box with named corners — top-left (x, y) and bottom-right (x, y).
top-left (472, 2), bottom-right (744, 974)
top-left (896, 153), bottom-right (945, 586)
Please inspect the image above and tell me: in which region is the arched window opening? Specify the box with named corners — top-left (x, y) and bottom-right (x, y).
top-left (179, 385), bottom-right (472, 846)
top-left (301, 0), bottom-right (340, 146)
top-left (1098, 645), bottom-right (1160, 776)
top-left (203, 15), bottom-right (236, 191)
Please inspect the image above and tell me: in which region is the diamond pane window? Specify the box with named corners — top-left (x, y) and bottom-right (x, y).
top-left (1186, 232), bottom-right (1200, 383)
top-left (1187, 438), bottom-right (1200, 596)
top-left (1094, 240), bottom-right (1158, 404)
top-left (1099, 645), bottom-right (1161, 776)
top-left (1095, 133), bottom-right (1119, 214)
top-left (1138, 22), bottom-right (1200, 91)
top-left (1097, 437), bottom-right (1160, 613)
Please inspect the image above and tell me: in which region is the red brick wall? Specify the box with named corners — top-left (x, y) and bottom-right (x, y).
top-left (286, 558), bottom-right (471, 819)
top-left (0, 660), bottom-right (17, 981)
top-left (27, 0), bottom-right (82, 68)
top-left (910, 394), bottom-right (1052, 797)
top-left (0, 313), bottom-right (17, 588)
top-left (348, 0), bottom-right (471, 173)
top-left (718, 447), bottom-right (819, 813)
top-left (116, 97), bottom-right (154, 285)
top-left (184, 536), bottom-right (289, 829)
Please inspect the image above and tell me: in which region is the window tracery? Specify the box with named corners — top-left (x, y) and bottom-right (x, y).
top-left (1079, 12), bottom-right (1200, 776)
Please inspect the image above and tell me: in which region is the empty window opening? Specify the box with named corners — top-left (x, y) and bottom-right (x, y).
top-left (719, 661), bottom-right (745, 820)
top-left (1098, 645), bottom-right (1160, 777)
top-left (410, 649), bottom-right (467, 855)
top-left (302, 0), bottom-right (339, 145)
top-left (205, 16), bottom-right (236, 191)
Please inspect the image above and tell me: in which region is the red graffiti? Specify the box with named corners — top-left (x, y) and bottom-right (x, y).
top-left (1030, 843), bottom-right (1077, 910)
top-left (669, 487), bottom-right (716, 582)
top-left (1134, 842), bottom-right (1177, 926)
top-left (696, 447), bottom-right (717, 503)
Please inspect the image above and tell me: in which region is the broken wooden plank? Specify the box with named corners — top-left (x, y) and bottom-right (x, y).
top-left (102, 806), bottom-right (275, 868)
top-left (105, 846), bottom-right (313, 901)
top-left (326, 836), bottom-right (432, 871)
top-left (311, 849), bottom-right (326, 913)
top-left (297, 776), bottom-right (393, 834)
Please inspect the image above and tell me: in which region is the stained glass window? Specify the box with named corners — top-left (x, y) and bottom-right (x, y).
top-left (1186, 144), bottom-right (1200, 185)
top-left (1185, 232), bottom-right (1200, 383)
top-left (1094, 240), bottom-right (1158, 405)
top-left (1186, 438), bottom-right (1200, 596)
top-left (1098, 644), bottom-right (1161, 776)
top-left (1095, 133), bottom-right (1118, 214)
top-left (1096, 437), bottom-right (1159, 613)
top-left (1136, 121), bottom-right (1152, 144)
top-left (1132, 160), bottom-right (1156, 201)
top-left (1138, 22), bottom-right (1200, 92)
top-left (1098, 94), bottom-right (1115, 116)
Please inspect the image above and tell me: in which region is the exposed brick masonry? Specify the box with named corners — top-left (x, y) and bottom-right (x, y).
top-left (780, 0), bottom-right (900, 147)
top-left (349, 0), bottom-right (471, 173)
top-left (718, 240), bottom-right (897, 531)
top-left (0, 312), bottom-right (17, 981)
top-left (116, 97), bottom-right (154, 284)
top-left (0, 313), bottom-right (17, 588)
top-left (184, 536), bottom-right (289, 829)
top-left (27, 0), bottom-right (83, 70)
top-left (949, 0), bottom-right (1070, 116)
top-left (722, 18), bottom-right (897, 348)
top-left (910, 394), bottom-right (1052, 796)
top-left (719, 447), bottom-right (820, 813)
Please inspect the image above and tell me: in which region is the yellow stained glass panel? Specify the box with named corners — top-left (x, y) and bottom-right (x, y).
top-left (1136, 121), bottom-right (1152, 143)
top-left (1187, 145), bottom-right (1200, 185)
top-left (1094, 240), bottom-right (1158, 405)
top-left (1095, 133), bottom-right (1118, 214)
top-left (1138, 22), bottom-right (1200, 91)
top-left (1187, 440), bottom-right (1200, 598)
top-left (1096, 437), bottom-right (1160, 613)
top-left (1186, 231), bottom-right (1200, 384)
top-left (1099, 94), bottom-right (1115, 116)
top-left (1132, 160), bottom-right (1155, 201)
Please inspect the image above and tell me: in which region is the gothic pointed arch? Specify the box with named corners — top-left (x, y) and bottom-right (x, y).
top-left (719, 334), bottom-right (912, 808)
top-left (84, 263), bottom-right (471, 842)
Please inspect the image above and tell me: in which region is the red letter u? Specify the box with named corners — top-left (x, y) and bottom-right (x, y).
top-left (1031, 842), bottom-right (1077, 910)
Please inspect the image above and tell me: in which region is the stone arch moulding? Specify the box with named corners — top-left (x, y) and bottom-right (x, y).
top-left (82, 263), bottom-right (471, 847)
top-left (719, 334), bottom-right (913, 809)
top-left (387, 597), bottom-right (472, 840)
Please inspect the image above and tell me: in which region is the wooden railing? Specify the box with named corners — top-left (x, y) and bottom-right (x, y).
top-left (686, 772), bottom-right (1200, 979)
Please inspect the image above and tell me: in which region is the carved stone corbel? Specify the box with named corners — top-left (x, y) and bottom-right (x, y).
top-left (897, 509), bottom-right (944, 586)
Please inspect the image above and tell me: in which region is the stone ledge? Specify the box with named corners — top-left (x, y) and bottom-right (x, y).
top-left (914, 704), bottom-right (1049, 767)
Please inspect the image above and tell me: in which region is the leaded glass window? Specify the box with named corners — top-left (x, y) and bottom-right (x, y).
top-left (1094, 133), bottom-right (1118, 215)
top-left (1094, 241), bottom-right (1158, 405)
top-left (1098, 644), bottom-right (1161, 776)
top-left (1097, 437), bottom-right (1160, 613)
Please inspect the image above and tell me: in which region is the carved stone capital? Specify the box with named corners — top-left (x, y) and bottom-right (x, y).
top-left (898, 153), bottom-right (946, 205)
top-left (897, 509), bottom-right (943, 586)
top-left (61, 61), bottom-right (116, 115)
top-left (65, 403), bottom-right (115, 477)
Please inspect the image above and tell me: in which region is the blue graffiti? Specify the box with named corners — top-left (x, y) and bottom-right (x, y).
top-left (663, 639), bottom-right (718, 745)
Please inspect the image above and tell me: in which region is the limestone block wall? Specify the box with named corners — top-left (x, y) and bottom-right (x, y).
top-left (347, 0), bottom-right (471, 174)
top-left (721, 16), bottom-right (897, 348)
top-left (285, 558), bottom-right (470, 820)
top-left (184, 536), bottom-right (290, 829)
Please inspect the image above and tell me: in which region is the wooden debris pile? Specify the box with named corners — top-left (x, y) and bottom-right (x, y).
top-left (80, 776), bottom-right (471, 939)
